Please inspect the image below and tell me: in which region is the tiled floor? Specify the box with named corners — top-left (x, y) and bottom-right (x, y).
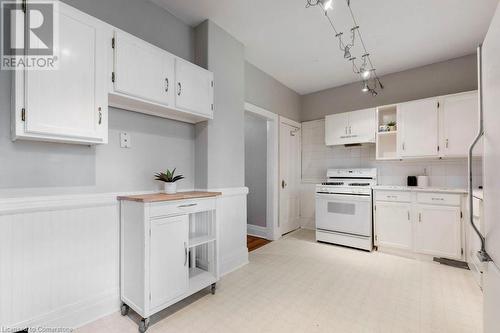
top-left (76, 229), bottom-right (482, 333)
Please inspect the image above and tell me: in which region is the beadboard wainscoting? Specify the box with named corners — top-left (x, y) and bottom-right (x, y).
top-left (0, 188), bottom-right (248, 329)
top-left (300, 119), bottom-right (483, 230)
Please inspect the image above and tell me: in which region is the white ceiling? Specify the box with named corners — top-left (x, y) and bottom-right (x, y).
top-left (153, 0), bottom-right (499, 95)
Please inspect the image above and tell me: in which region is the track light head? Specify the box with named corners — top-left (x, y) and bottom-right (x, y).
top-left (344, 46), bottom-right (352, 59)
top-left (362, 81), bottom-right (369, 93)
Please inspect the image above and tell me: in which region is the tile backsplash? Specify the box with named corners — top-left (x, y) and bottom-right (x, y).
top-left (302, 120), bottom-right (483, 188)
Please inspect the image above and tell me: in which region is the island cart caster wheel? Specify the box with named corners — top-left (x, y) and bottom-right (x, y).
top-left (211, 282), bottom-right (216, 295)
top-left (139, 317), bottom-right (150, 333)
top-left (120, 303), bottom-right (129, 316)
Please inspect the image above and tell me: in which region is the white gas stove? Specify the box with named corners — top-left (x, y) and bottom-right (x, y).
top-left (315, 168), bottom-right (377, 251)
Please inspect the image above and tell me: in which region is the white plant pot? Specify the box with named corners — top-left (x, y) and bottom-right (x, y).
top-left (164, 182), bottom-right (177, 194)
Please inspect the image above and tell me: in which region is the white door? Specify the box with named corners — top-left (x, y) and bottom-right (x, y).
top-left (175, 58), bottom-right (214, 117)
top-left (440, 92), bottom-right (479, 157)
top-left (150, 215), bottom-right (189, 309)
top-left (325, 113), bottom-right (349, 145)
top-left (482, 4), bottom-right (500, 332)
top-left (114, 31), bottom-right (175, 106)
top-left (375, 202), bottom-right (412, 250)
top-left (347, 108), bottom-right (376, 143)
top-left (414, 205), bottom-right (461, 259)
top-left (279, 120), bottom-right (301, 235)
top-left (399, 98), bottom-right (439, 158)
top-left (24, 4), bottom-right (107, 142)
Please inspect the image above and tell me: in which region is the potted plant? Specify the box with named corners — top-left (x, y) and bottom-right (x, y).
top-left (154, 168), bottom-right (185, 194)
top-left (387, 121), bottom-right (397, 132)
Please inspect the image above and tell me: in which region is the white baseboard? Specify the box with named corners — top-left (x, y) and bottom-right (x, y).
top-left (247, 224), bottom-right (270, 239)
top-left (12, 289), bottom-right (120, 330)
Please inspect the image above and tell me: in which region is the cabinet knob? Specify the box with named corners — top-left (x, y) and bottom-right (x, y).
top-left (177, 82), bottom-right (182, 96)
top-left (165, 78), bottom-right (169, 92)
top-left (98, 107), bottom-right (102, 125)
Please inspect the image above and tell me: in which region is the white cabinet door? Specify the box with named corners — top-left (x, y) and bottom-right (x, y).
top-left (399, 98), bottom-right (439, 158)
top-left (325, 113), bottom-right (349, 145)
top-left (440, 91), bottom-right (479, 157)
top-left (21, 4), bottom-right (108, 144)
top-left (348, 108), bottom-right (376, 143)
top-left (113, 31), bottom-right (175, 106)
top-left (415, 205), bottom-right (461, 259)
top-left (175, 58), bottom-right (214, 117)
top-left (150, 215), bottom-right (189, 309)
top-left (375, 202), bottom-right (412, 250)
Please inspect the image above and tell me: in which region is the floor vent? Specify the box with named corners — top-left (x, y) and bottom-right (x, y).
top-left (433, 257), bottom-right (470, 270)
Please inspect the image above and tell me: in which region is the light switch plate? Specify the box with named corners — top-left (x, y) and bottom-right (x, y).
top-left (120, 132), bottom-right (131, 148)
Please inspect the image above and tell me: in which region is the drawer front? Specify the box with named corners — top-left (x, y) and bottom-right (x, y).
top-left (150, 198), bottom-right (216, 218)
top-left (375, 191), bottom-right (411, 202)
top-left (417, 193), bottom-right (461, 206)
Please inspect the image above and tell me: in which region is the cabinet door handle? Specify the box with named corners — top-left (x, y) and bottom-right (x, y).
top-left (445, 139), bottom-right (449, 148)
top-left (177, 82), bottom-right (182, 96)
top-left (349, 126), bottom-right (352, 134)
top-left (402, 143), bottom-right (405, 151)
top-left (178, 203), bottom-right (197, 208)
top-left (165, 78), bottom-right (169, 92)
top-left (98, 107), bottom-right (102, 125)
top-left (184, 242), bottom-right (188, 266)
top-left (419, 213), bottom-right (422, 222)
top-left (431, 197), bottom-right (444, 201)
top-left (282, 180), bottom-right (287, 189)
top-left (408, 211), bottom-right (410, 221)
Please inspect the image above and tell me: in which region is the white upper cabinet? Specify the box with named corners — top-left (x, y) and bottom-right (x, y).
top-left (109, 30), bottom-right (214, 124)
top-left (348, 108), bottom-right (376, 143)
top-left (12, 3), bottom-right (109, 145)
top-left (439, 91), bottom-right (479, 157)
top-left (325, 108), bottom-right (376, 146)
top-left (398, 98), bottom-right (439, 158)
top-left (113, 31), bottom-right (175, 107)
top-left (175, 58), bottom-right (214, 118)
top-left (325, 112), bottom-right (350, 145)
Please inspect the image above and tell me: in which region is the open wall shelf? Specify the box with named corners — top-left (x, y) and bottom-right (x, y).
top-left (376, 105), bottom-right (399, 160)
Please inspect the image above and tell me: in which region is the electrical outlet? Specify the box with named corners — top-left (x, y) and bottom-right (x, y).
top-left (120, 132), bottom-right (131, 148)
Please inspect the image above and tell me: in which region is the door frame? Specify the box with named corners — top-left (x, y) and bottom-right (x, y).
top-left (279, 116), bottom-right (302, 236)
top-left (244, 103), bottom-right (280, 240)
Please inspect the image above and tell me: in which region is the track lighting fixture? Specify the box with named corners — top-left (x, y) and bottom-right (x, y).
top-left (306, 0), bottom-right (383, 96)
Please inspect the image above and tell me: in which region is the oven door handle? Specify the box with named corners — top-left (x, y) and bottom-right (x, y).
top-left (315, 193), bottom-right (371, 202)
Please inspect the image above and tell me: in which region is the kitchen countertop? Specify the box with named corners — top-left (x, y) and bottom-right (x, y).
top-left (373, 185), bottom-right (467, 194)
top-left (117, 191), bottom-right (222, 203)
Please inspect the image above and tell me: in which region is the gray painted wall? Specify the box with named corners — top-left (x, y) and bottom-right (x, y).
top-left (245, 62), bottom-right (301, 122)
top-left (245, 113), bottom-right (267, 227)
top-left (194, 21), bottom-right (245, 189)
top-left (301, 54), bottom-right (478, 121)
top-left (0, 0), bottom-right (195, 197)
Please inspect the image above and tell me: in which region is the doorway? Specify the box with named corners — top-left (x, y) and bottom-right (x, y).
top-left (244, 103), bottom-right (279, 240)
top-left (279, 117), bottom-right (301, 235)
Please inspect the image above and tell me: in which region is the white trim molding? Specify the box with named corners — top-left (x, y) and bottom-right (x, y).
top-left (247, 224), bottom-right (270, 239)
top-left (245, 103), bottom-right (280, 241)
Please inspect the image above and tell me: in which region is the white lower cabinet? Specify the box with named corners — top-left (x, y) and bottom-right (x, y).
top-left (415, 205), bottom-right (462, 259)
top-left (149, 215), bottom-right (189, 309)
top-left (374, 190), bottom-right (464, 260)
top-left (120, 197), bottom-right (219, 332)
top-left (375, 202), bottom-right (412, 250)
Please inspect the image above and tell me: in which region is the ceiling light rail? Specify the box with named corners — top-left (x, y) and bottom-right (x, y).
top-left (305, 0), bottom-right (384, 96)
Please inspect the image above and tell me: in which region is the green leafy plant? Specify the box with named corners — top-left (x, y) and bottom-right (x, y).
top-left (154, 168), bottom-right (185, 183)
top-left (387, 121), bottom-right (397, 127)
